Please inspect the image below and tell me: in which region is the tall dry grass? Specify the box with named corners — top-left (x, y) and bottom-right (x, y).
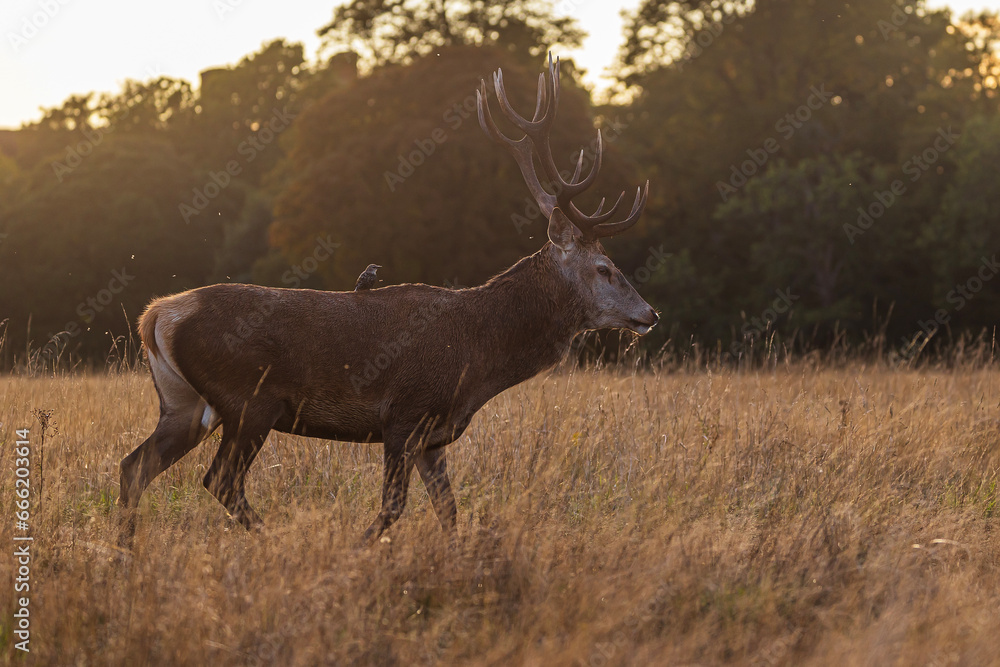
top-left (2, 359), bottom-right (999, 665)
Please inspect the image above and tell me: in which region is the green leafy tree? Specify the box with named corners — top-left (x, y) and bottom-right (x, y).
top-left (10, 95), bottom-right (98, 172)
top-left (920, 114), bottom-right (1000, 328)
top-left (0, 135), bottom-right (239, 358)
top-left (0, 150), bottom-right (19, 205)
top-left (716, 154), bottom-right (886, 326)
top-left (613, 0), bottom-right (1000, 343)
top-left (318, 0), bottom-right (585, 70)
top-left (211, 191), bottom-right (274, 283)
top-left (97, 77), bottom-right (195, 134)
top-left (185, 40), bottom-right (309, 186)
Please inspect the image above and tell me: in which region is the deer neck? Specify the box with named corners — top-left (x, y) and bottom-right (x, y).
top-left (471, 247), bottom-right (584, 388)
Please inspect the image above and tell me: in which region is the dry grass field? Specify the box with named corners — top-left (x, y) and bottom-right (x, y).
top-left (2, 358), bottom-right (1000, 665)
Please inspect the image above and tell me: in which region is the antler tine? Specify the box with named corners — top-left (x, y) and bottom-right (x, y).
top-left (494, 57), bottom-right (598, 203)
top-left (476, 83), bottom-right (505, 145)
top-left (569, 190), bottom-right (626, 228)
top-left (586, 181), bottom-right (650, 240)
top-left (548, 52), bottom-right (560, 114)
top-left (494, 69), bottom-right (555, 134)
top-left (478, 52), bottom-right (650, 241)
top-left (570, 149), bottom-right (584, 184)
top-left (477, 80), bottom-right (557, 218)
top-left (562, 128), bottom-right (603, 195)
top-left (531, 73), bottom-right (547, 122)
top-left (528, 58), bottom-right (603, 204)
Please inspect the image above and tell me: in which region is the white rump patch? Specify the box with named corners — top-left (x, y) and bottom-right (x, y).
top-left (201, 405), bottom-right (219, 430)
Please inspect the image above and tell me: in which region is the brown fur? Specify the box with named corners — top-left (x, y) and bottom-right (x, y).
top-left (118, 242), bottom-right (655, 543)
top-left (138, 292), bottom-right (202, 364)
top-left (138, 302), bottom-right (160, 360)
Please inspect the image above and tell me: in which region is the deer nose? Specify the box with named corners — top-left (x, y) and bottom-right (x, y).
top-left (648, 308), bottom-right (659, 326)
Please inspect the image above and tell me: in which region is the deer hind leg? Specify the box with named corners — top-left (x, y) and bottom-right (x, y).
top-left (415, 447), bottom-right (457, 536)
top-left (362, 437), bottom-right (417, 544)
top-left (119, 358), bottom-right (220, 511)
top-left (203, 412), bottom-right (275, 530)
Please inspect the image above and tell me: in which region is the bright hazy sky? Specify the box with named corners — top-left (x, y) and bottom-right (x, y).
top-left (0, 0), bottom-right (994, 129)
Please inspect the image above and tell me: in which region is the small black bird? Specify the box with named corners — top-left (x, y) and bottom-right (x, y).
top-left (354, 264), bottom-right (382, 291)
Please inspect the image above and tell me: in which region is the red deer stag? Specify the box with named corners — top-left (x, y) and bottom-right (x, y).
top-left (118, 54), bottom-right (657, 543)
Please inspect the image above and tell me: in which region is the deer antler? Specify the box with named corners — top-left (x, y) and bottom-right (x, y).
top-left (476, 53), bottom-right (649, 241)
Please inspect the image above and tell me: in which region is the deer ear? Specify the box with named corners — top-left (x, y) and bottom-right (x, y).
top-left (547, 207), bottom-right (580, 251)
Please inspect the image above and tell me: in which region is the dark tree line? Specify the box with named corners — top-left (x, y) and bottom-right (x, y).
top-left (1, 0), bottom-right (998, 365)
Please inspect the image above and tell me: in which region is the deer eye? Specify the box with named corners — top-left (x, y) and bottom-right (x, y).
top-left (597, 266), bottom-right (611, 277)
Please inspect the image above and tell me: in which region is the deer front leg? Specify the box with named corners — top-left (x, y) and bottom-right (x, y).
top-left (416, 447), bottom-right (457, 536)
top-left (362, 439), bottom-right (415, 544)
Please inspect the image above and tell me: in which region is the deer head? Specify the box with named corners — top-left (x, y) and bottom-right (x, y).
top-left (477, 54), bottom-right (659, 334)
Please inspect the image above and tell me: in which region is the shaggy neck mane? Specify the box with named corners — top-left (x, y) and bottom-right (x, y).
top-left (463, 244), bottom-right (585, 389)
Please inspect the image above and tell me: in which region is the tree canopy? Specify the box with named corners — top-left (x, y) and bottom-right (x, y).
top-left (318, 0), bottom-right (585, 70)
top-left (613, 0), bottom-right (1000, 347)
top-left (1, 1), bottom-right (999, 364)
